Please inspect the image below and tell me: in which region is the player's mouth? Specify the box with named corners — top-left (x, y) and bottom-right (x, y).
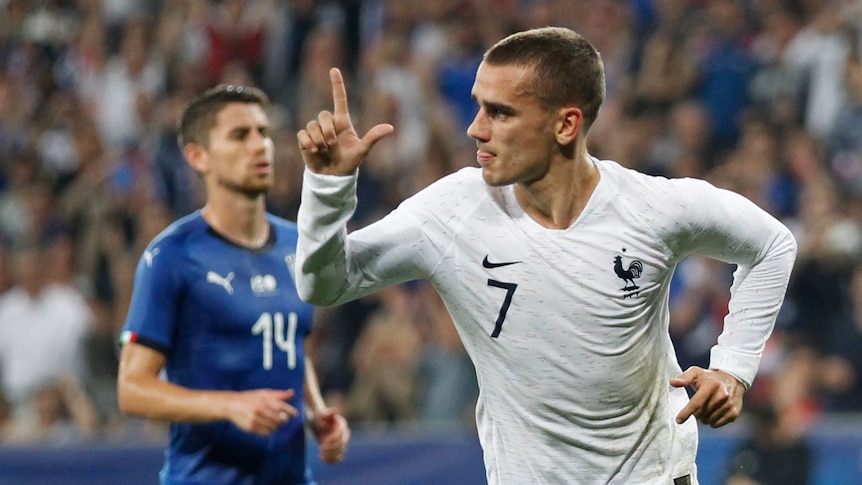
top-left (252, 160), bottom-right (273, 175)
top-left (476, 150), bottom-right (496, 166)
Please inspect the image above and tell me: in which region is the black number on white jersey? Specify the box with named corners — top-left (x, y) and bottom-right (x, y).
top-left (487, 279), bottom-right (517, 338)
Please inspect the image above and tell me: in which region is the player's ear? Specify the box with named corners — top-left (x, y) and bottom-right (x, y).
top-left (555, 106), bottom-right (583, 145)
top-left (184, 143), bottom-right (209, 173)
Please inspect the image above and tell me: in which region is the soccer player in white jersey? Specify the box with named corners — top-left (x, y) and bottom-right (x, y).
top-left (295, 27), bottom-right (796, 484)
top-left (117, 85), bottom-right (350, 484)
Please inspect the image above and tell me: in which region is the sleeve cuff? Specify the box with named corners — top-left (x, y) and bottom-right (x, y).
top-left (709, 346), bottom-right (758, 389)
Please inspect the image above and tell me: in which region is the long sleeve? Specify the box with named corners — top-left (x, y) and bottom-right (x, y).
top-left (295, 169), bottom-right (358, 306)
top-left (295, 168), bottom-right (430, 306)
top-left (664, 178), bottom-right (798, 387)
top-left (709, 222), bottom-right (797, 387)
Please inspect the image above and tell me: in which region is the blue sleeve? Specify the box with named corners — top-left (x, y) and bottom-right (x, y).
top-left (121, 240), bottom-right (183, 355)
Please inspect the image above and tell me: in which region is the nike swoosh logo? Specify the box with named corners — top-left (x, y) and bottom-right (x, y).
top-left (482, 255), bottom-right (522, 268)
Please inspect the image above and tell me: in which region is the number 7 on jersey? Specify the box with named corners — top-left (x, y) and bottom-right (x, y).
top-left (487, 279), bottom-right (517, 338)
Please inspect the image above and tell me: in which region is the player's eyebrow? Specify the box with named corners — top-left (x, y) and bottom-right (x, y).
top-left (476, 99), bottom-right (517, 116)
top-left (226, 123), bottom-right (269, 138)
top-left (226, 126), bottom-right (249, 138)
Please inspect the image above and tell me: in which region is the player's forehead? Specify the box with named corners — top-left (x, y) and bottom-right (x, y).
top-left (472, 62), bottom-right (536, 105)
top-left (212, 102), bottom-right (269, 131)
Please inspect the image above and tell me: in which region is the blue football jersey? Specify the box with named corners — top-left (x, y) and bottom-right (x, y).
top-left (121, 211), bottom-right (316, 485)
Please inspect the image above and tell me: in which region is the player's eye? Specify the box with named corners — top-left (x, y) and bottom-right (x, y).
top-left (487, 105), bottom-right (511, 120)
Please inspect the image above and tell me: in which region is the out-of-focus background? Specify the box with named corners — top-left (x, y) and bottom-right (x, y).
top-left (0, 0), bottom-right (861, 484)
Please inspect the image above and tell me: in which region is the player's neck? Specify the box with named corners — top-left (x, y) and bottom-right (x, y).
top-left (201, 195), bottom-right (269, 248)
top-left (514, 154), bottom-right (600, 230)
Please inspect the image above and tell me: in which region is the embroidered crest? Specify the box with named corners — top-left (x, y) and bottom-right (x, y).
top-left (613, 249), bottom-right (643, 298)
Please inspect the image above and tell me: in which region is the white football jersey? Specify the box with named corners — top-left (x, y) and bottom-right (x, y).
top-left (296, 159), bottom-right (797, 485)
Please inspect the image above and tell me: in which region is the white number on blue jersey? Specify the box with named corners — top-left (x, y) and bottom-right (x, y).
top-left (251, 312), bottom-right (298, 370)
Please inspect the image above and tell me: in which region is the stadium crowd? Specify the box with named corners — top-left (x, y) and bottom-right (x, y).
top-left (0, 2), bottom-right (860, 476)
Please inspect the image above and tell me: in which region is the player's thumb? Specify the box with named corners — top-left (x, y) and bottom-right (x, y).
top-left (360, 123), bottom-right (395, 152)
top-left (670, 366), bottom-right (701, 388)
top-left (315, 407), bottom-right (336, 423)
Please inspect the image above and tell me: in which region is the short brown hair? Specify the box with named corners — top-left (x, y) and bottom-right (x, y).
top-left (178, 85), bottom-right (269, 149)
top-left (483, 27), bottom-right (605, 131)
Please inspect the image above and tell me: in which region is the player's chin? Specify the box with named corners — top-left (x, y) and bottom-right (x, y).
top-left (244, 177), bottom-right (274, 194)
top-left (480, 167), bottom-right (507, 187)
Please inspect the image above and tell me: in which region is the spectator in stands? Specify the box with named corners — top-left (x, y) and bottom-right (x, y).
top-left (0, 151), bottom-right (40, 246)
top-left (0, 75), bottom-right (31, 168)
top-left (818, 263), bottom-right (862, 412)
top-left (92, 16), bottom-right (165, 151)
top-left (668, 256), bottom-right (734, 373)
top-left (433, 12), bottom-right (484, 135)
top-left (347, 284), bottom-right (422, 424)
top-left (783, 175), bottom-right (861, 351)
top-left (53, 12), bottom-right (108, 107)
top-left (723, 403), bottom-right (813, 485)
top-left (746, 0), bottom-right (805, 132)
top-left (629, 0), bottom-right (698, 109)
top-left (650, 99), bottom-right (714, 177)
top-left (0, 244), bottom-right (95, 439)
top-left (202, 0), bottom-right (268, 87)
top-left (293, 26), bottom-right (346, 138)
top-left (827, 21), bottom-right (862, 196)
top-left (781, 0), bottom-right (858, 141)
top-left (360, 27), bottom-right (432, 203)
top-left (1, 377), bottom-right (99, 445)
top-left (692, 0), bottom-right (758, 156)
top-left (710, 114), bottom-right (798, 219)
top-left (414, 281), bottom-right (478, 428)
top-left (0, 244), bottom-right (12, 295)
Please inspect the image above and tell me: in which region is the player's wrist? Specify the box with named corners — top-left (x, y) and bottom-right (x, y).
top-left (709, 368), bottom-right (749, 391)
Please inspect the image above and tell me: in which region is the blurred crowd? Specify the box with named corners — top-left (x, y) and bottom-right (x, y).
top-left (0, 2), bottom-right (860, 476)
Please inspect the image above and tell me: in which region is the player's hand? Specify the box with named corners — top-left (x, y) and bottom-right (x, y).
top-left (310, 407), bottom-right (350, 463)
top-left (670, 367), bottom-right (745, 428)
top-left (227, 389), bottom-right (298, 436)
top-left (297, 67), bottom-right (394, 176)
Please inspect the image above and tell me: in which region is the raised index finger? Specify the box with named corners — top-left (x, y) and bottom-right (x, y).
top-left (330, 67), bottom-right (349, 116)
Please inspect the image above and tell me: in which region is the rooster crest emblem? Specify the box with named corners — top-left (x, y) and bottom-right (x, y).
top-left (613, 254), bottom-right (643, 296)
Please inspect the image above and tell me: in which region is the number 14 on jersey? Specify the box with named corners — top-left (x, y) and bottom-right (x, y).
top-left (251, 312), bottom-right (298, 370)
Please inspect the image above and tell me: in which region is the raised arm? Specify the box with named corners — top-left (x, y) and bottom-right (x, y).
top-left (295, 67), bottom-right (422, 306)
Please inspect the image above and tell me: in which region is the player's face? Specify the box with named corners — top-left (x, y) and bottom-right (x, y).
top-left (205, 102), bottom-right (274, 195)
top-left (467, 62), bottom-right (560, 187)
